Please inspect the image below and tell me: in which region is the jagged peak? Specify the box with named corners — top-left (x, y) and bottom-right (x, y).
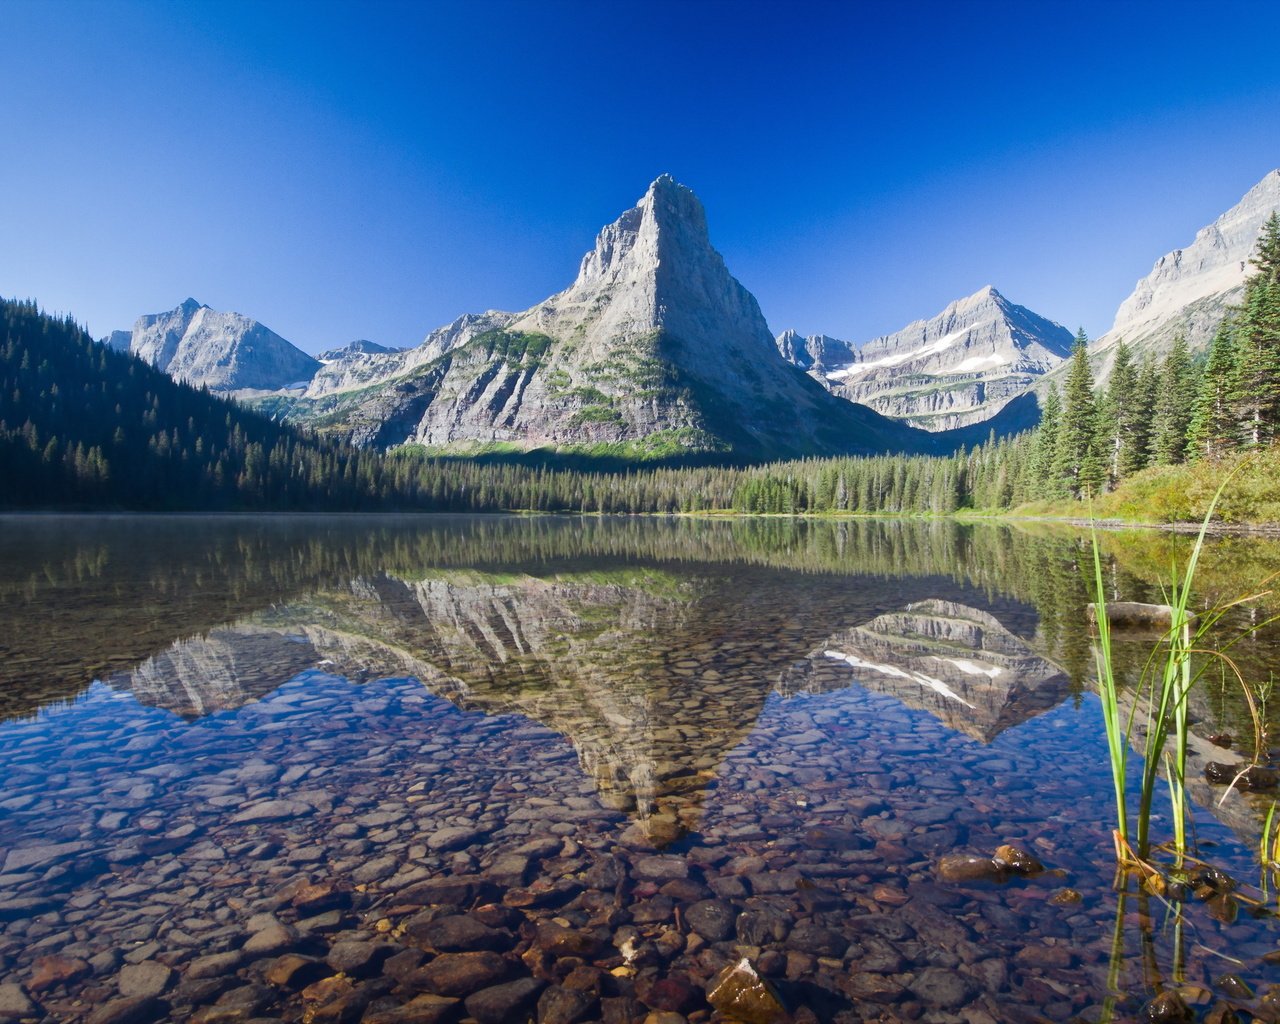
top-left (179, 297), bottom-right (204, 313)
top-left (638, 173), bottom-right (706, 234)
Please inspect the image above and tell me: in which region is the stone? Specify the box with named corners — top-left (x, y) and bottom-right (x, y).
top-left (907, 967), bottom-right (976, 1010)
top-left (534, 921), bottom-right (600, 958)
top-left (464, 978), bottom-right (544, 1024)
top-left (634, 973), bottom-right (697, 1013)
top-left (601, 997), bottom-right (646, 1024)
top-left (992, 844), bottom-right (1044, 875)
top-left (413, 952), bottom-right (508, 997)
top-left (263, 954), bottom-right (326, 989)
top-left (936, 854), bottom-right (1002, 883)
top-left (118, 961), bottom-right (176, 998)
top-left (631, 856), bottom-right (688, 882)
top-left (291, 881), bottom-right (349, 915)
top-left (427, 827), bottom-right (483, 852)
top-left (706, 958), bottom-right (789, 1024)
top-left (243, 921), bottom-right (296, 956)
top-left (28, 954), bottom-right (92, 992)
top-left (86, 996), bottom-right (163, 1024)
top-left (4, 841), bottom-right (88, 873)
top-left (230, 799), bottom-right (312, 824)
top-left (844, 972), bottom-right (906, 1004)
top-left (736, 907), bottom-right (791, 946)
top-left (363, 994), bottom-right (461, 1024)
top-left (1142, 990), bottom-right (1195, 1024)
top-left (684, 900), bottom-right (735, 942)
top-left (0, 984), bottom-right (37, 1021)
top-left (187, 952), bottom-right (244, 979)
top-left (536, 984), bottom-right (598, 1024)
top-left (409, 914), bottom-right (512, 952)
top-left (785, 922), bottom-right (848, 958)
top-left (325, 941), bottom-right (392, 978)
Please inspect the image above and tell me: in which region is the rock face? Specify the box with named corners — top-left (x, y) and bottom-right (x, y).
top-left (303, 313), bottom-right (516, 400)
top-left (1047, 168), bottom-right (1280, 391)
top-left (109, 298), bottom-right (320, 392)
top-left (778, 287), bottom-right (1073, 430)
top-left (299, 176), bottom-right (932, 459)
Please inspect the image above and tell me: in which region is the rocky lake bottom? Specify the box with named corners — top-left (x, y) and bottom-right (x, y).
top-left (4, 515), bottom-right (1280, 1024)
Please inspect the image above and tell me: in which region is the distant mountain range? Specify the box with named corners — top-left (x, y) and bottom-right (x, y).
top-left (776, 286), bottom-right (1074, 430)
top-left (101, 169), bottom-right (1280, 460)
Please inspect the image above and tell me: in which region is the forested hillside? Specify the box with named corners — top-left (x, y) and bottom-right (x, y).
top-left (0, 299), bottom-right (394, 510)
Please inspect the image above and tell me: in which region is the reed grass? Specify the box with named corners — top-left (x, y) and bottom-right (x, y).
top-left (1091, 468), bottom-right (1277, 866)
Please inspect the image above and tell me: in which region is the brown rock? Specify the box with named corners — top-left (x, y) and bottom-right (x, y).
top-left (464, 977), bottom-right (544, 1024)
top-left (992, 844), bottom-right (1044, 875)
top-left (29, 955), bottom-right (91, 993)
top-left (413, 951), bottom-right (508, 997)
top-left (935, 854), bottom-right (1001, 883)
top-left (706, 958), bottom-right (789, 1024)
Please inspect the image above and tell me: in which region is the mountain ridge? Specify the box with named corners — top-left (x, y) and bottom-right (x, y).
top-left (777, 285), bottom-right (1072, 430)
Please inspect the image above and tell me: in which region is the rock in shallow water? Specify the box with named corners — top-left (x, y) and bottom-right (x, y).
top-left (936, 854), bottom-right (1002, 883)
top-left (706, 958), bottom-right (788, 1024)
top-left (464, 977), bottom-right (544, 1024)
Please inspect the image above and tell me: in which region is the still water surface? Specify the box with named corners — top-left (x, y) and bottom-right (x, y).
top-left (3, 515), bottom-right (1280, 1023)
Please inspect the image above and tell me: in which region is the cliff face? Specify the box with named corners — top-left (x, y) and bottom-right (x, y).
top-left (294, 176), bottom-right (934, 459)
top-left (1038, 168), bottom-right (1280, 393)
top-left (778, 287), bottom-right (1073, 431)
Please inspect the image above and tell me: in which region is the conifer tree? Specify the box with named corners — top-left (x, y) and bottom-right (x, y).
top-left (1186, 319), bottom-right (1238, 461)
top-left (1098, 339), bottom-right (1138, 486)
top-left (1126, 351), bottom-right (1160, 475)
top-left (1151, 334), bottom-right (1195, 465)
top-left (1229, 212), bottom-right (1280, 447)
top-left (1029, 384), bottom-right (1062, 494)
top-left (1052, 331), bottom-right (1104, 498)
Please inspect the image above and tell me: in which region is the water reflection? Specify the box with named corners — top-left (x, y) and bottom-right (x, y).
top-left (5, 515), bottom-right (1280, 1021)
top-left (789, 600), bottom-right (1070, 742)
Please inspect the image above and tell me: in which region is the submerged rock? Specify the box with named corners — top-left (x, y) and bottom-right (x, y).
top-left (936, 854), bottom-right (1002, 883)
top-left (1141, 989), bottom-right (1194, 1024)
top-left (992, 844), bottom-right (1044, 875)
top-left (706, 958), bottom-right (789, 1024)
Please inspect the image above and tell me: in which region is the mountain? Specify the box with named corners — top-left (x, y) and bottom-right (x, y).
top-left (107, 297), bottom-right (320, 392)
top-left (777, 287), bottom-right (1073, 431)
top-left (316, 339), bottom-right (401, 361)
top-left (1056, 168), bottom-right (1280, 389)
top-left (292, 176), bottom-right (936, 459)
top-left (302, 311), bottom-right (516, 400)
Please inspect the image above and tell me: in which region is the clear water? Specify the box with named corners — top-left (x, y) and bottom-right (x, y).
top-left (2, 514), bottom-right (1279, 1023)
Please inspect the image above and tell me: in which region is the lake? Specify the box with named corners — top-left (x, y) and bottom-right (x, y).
top-left (2, 514), bottom-right (1280, 1024)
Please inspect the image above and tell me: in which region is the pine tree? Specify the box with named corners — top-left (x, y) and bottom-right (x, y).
top-left (1229, 212), bottom-right (1280, 447)
top-left (1186, 318), bottom-right (1238, 461)
top-left (1151, 334), bottom-right (1196, 465)
top-left (1052, 331), bottom-right (1104, 499)
top-left (1098, 339), bottom-right (1138, 486)
top-left (1029, 384), bottom-right (1062, 494)
top-left (1126, 351), bottom-right (1160, 475)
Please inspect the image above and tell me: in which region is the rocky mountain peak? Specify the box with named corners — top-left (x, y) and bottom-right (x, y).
top-left (778, 287), bottom-right (1072, 431)
top-left (1075, 167), bottom-right (1280, 387)
top-left (122, 299), bottom-right (320, 392)
top-left (568, 174), bottom-right (712, 295)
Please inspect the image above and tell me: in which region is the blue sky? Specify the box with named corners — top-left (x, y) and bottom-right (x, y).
top-left (3, 0), bottom-right (1280, 354)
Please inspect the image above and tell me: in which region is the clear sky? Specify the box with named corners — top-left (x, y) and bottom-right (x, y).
top-left (3, 0), bottom-right (1280, 354)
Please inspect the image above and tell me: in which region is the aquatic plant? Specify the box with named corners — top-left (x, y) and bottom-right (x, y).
top-left (1090, 471), bottom-right (1276, 866)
